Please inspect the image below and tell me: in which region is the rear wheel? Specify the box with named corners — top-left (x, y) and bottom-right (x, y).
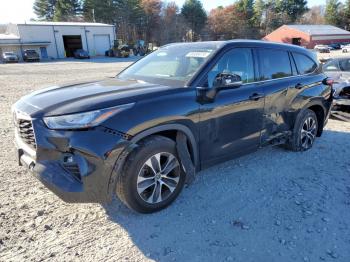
top-left (286, 109), bottom-right (318, 152)
top-left (116, 136), bottom-right (185, 213)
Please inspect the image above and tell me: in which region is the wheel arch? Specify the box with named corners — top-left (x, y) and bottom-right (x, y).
top-left (130, 124), bottom-right (199, 170)
top-left (299, 100), bottom-right (327, 137)
top-left (307, 104), bottom-right (325, 136)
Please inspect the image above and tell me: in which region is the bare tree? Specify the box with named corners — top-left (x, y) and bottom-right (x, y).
top-left (298, 5), bottom-right (325, 24)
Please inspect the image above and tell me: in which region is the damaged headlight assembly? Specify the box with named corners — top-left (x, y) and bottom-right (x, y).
top-left (43, 103), bottom-right (134, 130)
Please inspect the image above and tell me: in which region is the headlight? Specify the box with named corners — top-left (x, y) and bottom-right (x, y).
top-left (43, 103), bottom-right (134, 130)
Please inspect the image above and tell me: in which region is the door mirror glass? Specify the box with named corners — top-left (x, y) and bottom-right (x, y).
top-left (213, 73), bottom-right (243, 88)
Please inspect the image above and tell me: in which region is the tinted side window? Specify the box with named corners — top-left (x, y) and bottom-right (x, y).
top-left (323, 60), bottom-right (340, 72)
top-left (207, 48), bottom-right (255, 87)
top-left (339, 59), bottom-right (350, 71)
top-left (258, 49), bottom-right (292, 80)
top-left (293, 53), bottom-right (318, 74)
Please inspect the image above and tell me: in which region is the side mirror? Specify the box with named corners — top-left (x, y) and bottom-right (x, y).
top-left (196, 73), bottom-right (244, 104)
top-left (213, 73), bottom-right (243, 89)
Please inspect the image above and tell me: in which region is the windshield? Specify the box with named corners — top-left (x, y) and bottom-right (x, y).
top-left (118, 43), bottom-right (221, 86)
top-left (4, 52), bottom-right (15, 55)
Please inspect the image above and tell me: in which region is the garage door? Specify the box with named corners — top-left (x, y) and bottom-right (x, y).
top-left (94, 35), bottom-right (110, 56)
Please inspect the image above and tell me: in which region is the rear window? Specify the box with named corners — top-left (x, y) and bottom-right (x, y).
top-left (258, 49), bottom-right (292, 80)
top-left (293, 53), bottom-right (318, 74)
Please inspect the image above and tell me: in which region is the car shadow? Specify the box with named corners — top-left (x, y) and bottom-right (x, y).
top-left (103, 128), bottom-right (350, 261)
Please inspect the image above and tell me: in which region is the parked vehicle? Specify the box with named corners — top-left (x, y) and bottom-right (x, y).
top-left (73, 49), bottom-right (90, 59)
top-left (342, 45), bottom-right (350, 53)
top-left (314, 45), bottom-right (330, 53)
top-left (12, 41), bottom-right (333, 213)
top-left (23, 49), bottom-right (40, 62)
top-left (2, 52), bottom-right (19, 63)
top-left (328, 43), bottom-right (341, 50)
top-left (323, 57), bottom-right (350, 121)
top-left (340, 42), bottom-right (350, 48)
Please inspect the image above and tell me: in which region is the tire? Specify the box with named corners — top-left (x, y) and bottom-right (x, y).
top-left (116, 136), bottom-right (186, 213)
top-left (286, 109), bottom-right (318, 152)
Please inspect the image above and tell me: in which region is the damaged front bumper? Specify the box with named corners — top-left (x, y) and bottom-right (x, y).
top-left (14, 113), bottom-right (132, 203)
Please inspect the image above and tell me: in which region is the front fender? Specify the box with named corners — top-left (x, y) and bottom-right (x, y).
top-left (106, 123), bottom-right (199, 202)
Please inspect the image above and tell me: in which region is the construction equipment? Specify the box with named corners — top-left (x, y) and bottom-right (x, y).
top-left (106, 40), bottom-right (130, 58)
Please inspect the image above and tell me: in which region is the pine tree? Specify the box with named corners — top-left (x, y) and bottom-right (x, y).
top-left (325, 0), bottom-right (341, 26)
top-left (277, 0), bottom-right (308, 23)
top-left (343, 0), bottom-right (350, 29)
top-left (33, 0), bottom-right (57, 21)
top-left (253, 0), bottom-right (265, 27)
top-left (181, 0), bottom-right (207, 41)
top-left (53, 0), bottom-right (80, 21)
top-left (237, 0), bottom-right (254, 21)
top-left (264, 0), bottom-right (284, 33)
top-left (82, 0), bottom-right (94, 22)
top-left (236, 0), bottom-right (257, 38)
top-left (83, 0), bottom-right (117, 24)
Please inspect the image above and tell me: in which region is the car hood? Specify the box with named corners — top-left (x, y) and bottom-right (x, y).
top-left (15, 78), bottom-right (175, 117)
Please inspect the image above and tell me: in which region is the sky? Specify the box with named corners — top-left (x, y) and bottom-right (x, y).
top-left (0, 0), bottom-right (329, 24)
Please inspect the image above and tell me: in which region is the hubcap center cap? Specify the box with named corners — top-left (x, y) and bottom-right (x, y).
top-left (155, 173), bottom-right (161, 180)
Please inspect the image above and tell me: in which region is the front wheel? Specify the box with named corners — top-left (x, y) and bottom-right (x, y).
top-left (286, 109), bottom-right (318, 152)
top-left (116, 136), bottom-right (186, 213)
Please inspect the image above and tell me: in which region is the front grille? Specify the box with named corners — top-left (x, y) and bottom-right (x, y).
top-left (18, 120), bottom-right (37, 149)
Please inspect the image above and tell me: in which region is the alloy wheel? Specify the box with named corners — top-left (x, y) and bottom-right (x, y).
top-left (137, 152), bottom-right (180, 204)
top-left (300, 116), bottom-right (317, 150)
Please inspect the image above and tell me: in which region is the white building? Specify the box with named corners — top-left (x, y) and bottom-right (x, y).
top-left (0, 22), bottom-right (116, 60)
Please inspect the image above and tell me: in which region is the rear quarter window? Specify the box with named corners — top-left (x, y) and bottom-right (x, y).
top-left (258, 49), bottom-right (292, 80)
top-left (293, 53), bottom-right (318, 74)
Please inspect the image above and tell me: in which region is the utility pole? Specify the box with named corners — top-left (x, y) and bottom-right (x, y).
top-left (92, 9), bottom-right (96, 23)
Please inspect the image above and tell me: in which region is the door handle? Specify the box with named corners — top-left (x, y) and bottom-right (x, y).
top-left (295, 83), bottom-right (303, 89)
top-left (249, 93), bottom-right (264, 101)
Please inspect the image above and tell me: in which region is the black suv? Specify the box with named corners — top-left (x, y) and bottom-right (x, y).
top-left (13, 41), bottom-right (333, 213)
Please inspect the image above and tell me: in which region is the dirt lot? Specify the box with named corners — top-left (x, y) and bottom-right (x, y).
top-left (0, 58), bottom-right (350, 262)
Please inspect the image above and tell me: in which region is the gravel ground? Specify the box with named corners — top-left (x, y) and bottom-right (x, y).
top-left (0, 58), bottom-right (350, 262)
